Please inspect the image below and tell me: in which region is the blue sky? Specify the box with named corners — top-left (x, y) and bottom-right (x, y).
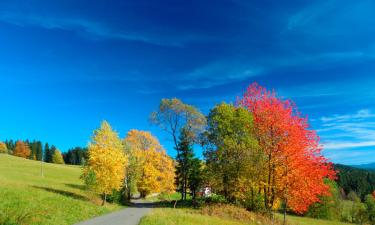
top-left (0, 0), bottom-right (374, 165)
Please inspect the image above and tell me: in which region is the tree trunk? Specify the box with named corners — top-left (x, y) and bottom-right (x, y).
top-left (102, 193), bottom-right (107, 206)
top-left (283, 198), bottom-right (288, 225)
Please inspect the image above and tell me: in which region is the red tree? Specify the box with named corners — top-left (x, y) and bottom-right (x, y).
top-left (239, 82), bottom-right (336, 214)
top-left (13, 141), bottom-right (31, 159)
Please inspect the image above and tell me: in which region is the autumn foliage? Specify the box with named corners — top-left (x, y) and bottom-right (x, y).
top-left (52, 149), bottom-right (65, 164)
top-left (13, 141), bottom-right (31, 158)
top-left (84, 121), bottom-right (127, 205)
top-left (124, 129), bottom-right (175, 198)
top-left (239, 83), bottom-right (336, 214)
top-left (0, 142), bottom-right (7, 153)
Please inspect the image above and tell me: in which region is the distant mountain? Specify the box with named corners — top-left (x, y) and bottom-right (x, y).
top-left (352, 162), bottom-right (375, 170)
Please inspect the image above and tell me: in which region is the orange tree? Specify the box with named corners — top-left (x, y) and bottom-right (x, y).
top-left (239, 83), bottom-right (336, 215)
top-left (13, 141), bottom-right (31, 158)
top-left (124, 129), bottom-right (175, 198)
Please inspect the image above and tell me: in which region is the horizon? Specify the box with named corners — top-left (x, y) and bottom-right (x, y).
top-left (1, 0), bottom-right (375, 165)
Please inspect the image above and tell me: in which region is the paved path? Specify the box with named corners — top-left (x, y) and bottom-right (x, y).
top-left (75, 200), bottom-right (153, 225)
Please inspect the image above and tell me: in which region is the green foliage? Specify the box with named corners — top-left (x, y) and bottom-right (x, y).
top-left (188, 158), bottom-right (203, 200)
top-left (205, 194), bottom-right (227, 204)
top-left (204, 103), bottom-right (259, 202)
top-left (306, 180), bottom-right (341, 220)
top-left (63, 147), bottom-right (88, 165)
top-left (365, 194), bottom-right (375, 224)
top-left (243, 191), bottom-right (265, 212)
top-left (52, 150), bottom-right (65, 164)
top-left (175, 127), bottom-right (197, 200)
top-left (44, 143), bottom-right (53, 163)
top-left (81, 169), bottom-right (97, 191)
top-left (334, 164), bottom-right (375, 199)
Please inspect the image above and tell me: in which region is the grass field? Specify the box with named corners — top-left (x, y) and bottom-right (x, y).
top-left (139, 208), bottom-right (255, 225)
top-left (140, 207), bottom-right (353, 225)
top-left (276, 214), bottom-right (352, 225)
top-left (0, 154), bottom-right (121, 225)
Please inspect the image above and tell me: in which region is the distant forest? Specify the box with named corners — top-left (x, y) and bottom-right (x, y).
top-left (334, 164), bottom-right (375, 199)
top-left (2, 139), bottom-right (87, 165)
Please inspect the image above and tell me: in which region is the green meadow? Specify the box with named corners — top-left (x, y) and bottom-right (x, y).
top-left (0, 154), bottom-right (121, 225)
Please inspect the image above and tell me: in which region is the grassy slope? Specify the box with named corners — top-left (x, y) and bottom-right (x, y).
top-left (276, 214), bottom-right (352, 225)
top-left (0, 154), bottom-right (121, 225)
top-left (140, 208), bottom-right (254, 225)
top-left (140, 208), bottom-right (352, 225)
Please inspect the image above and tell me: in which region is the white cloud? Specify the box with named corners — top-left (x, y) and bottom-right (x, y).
top-left (323, 141), bottom-right (375, 150)
top-left (320, 109), bottom-right (374, 122)
top-left (0, 12), bottom-right (189, 46)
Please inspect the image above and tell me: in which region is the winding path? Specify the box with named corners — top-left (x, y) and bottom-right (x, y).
top-left (75, 200), bottom-right (153, 225)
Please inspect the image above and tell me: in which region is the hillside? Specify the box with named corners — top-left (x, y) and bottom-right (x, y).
top-left (334, 164), bottom-right (375, 199)
top-left (353, 162), bottom-right (375, 170)
top-left (0, 154), bottom-right (121, 225)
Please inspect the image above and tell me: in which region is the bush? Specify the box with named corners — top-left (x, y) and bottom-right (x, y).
top-left (365, 194), bottom-right (375, 224)
top-left (201, 203), bottom-right (283, 225)
top-left (106, 189), bottom-right (122, 204)
top-left (204, 194), bottom-right (227, 204)
top-left (306, 180), bottom-right (341, 220)
top-left (0, 142), bottom-right (7, 154)
top-left (242, 191), bottom-right (265, 212)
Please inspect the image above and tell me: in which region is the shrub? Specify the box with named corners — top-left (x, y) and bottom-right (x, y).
top-left (201, 203), bottom-right (283, 225)
top-left (204, 194), bottom-right (227, 204)
top-left (242, 191), bottom-right (265, 212)
top-left (0, 142), bottom-right (7, 154)
top-left (365, 194), bottom-right (375, 224)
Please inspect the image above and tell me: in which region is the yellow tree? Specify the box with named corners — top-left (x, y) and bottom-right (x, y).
top-left (0, 142), bottom-right (8, 154)
top-left (13, 141), bottom-right (31, 158)
top-left (52, 149), bottom-right (65, 164)
top-left (84, 121), bottom-right (127, 205)
top-left (124, 130), bottom-right (175, 198)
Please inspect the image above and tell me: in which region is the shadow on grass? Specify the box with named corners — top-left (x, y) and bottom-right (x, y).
top-left (65, 183), bottom-right (86, 191)
top-left (131, 199), bottom-right (199, 209)
top-left (31, 186), bottom-right (89, 201)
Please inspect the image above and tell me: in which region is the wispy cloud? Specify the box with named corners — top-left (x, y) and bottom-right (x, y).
top-left (175, 61), bottom-right (263, 90)
top-left (319, 109), bottom-right (375, 163)
top-left (323, 141), bottom-right (375, 150)
top-left (0, 12), bottom-right (187, 46)
top-left (320, 109), bottom-right (375, 123)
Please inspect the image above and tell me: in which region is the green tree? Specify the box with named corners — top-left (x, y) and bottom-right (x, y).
top-left (306, 180), bottom-right (341, 220)
top-left (52, 150), bottom-right (65, 164)
top-left (188, 158), bottom-right (203, 201)
top-left (204, 103), bottom-right (259, 202)
top-left (175, 127), bottom-right (195, 200)
top-left (44, 143), bottom-right (52, 163)
top-left (36, 141), bottom-right (43, 161)
top-left (365, 194), bottom-right (375, 225)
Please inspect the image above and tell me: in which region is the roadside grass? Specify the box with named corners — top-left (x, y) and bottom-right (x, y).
top-left (140, 203), bottom-right (282, 225)
top-left (0, 154), bottom-right (121, 225)
top-left (139, 208), bottom-right (255, 225)
top-left (275, 213), bottom-right (352, 225)
top-left (140, 199), bottom-right (353, 225)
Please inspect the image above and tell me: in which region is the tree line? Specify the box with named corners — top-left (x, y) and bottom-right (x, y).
top-left (0, 139), bottom-right (87, 165)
